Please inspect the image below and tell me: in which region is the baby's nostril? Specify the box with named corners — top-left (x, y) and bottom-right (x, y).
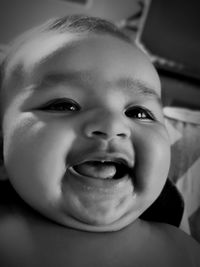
top-left (117, 133), bottom-right (127, 138)
top-left (92, 131), bottom-right (107, 136)
top-left (92, 131), bottom-right (127, 139)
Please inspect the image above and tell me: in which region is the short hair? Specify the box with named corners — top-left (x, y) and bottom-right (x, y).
top-left (46, 15), bottom-right (131, 42)
top-left (0, 14), bottom-right (133, 102)
top-left (0, 15), bottom-right (132, 88)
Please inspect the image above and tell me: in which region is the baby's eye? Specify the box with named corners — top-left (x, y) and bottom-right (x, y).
top-left (125, 106), bottom-right (155, 121)
top-left (39, 98), bottom-right (81, 112)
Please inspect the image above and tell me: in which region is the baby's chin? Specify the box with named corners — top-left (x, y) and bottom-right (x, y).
top-left (55, 172), bottom-right (138, 231)
top-left (62, 201), bottom-right (132, 228)
top-left (56, 205), bottom-right (141, 232)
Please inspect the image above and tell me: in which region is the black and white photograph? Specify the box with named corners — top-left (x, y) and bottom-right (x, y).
top-left (0, 1), bottom-right (200, 266)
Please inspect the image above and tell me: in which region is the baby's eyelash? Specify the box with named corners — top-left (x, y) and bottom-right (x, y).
top-left (39, 98), bottom-right (81, 112)
top-left (125, 106), bottom-right (155, 121)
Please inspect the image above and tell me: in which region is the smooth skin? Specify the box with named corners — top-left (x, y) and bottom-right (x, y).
top-left (0, 32), bottom-right (200, 267)
top-left (2, 33), bottom-right (170, 232)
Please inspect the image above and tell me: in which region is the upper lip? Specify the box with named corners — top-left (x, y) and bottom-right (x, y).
top-left (70, 152), bottom-right (134, 170)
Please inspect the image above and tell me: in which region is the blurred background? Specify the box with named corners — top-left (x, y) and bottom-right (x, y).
top-left (0, 0), bottom-right (200, 109)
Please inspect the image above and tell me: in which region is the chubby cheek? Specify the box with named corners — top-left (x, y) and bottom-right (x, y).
top-left (133, 126), bottom-right (171, 201)
top-left (3, 113), bottom-right (76, 205)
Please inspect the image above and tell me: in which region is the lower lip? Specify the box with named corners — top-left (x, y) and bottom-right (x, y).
top-left (65, 167), bottom-right (134, 195)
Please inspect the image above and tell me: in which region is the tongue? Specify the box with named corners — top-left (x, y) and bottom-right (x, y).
top-left (74, 162), bottom-right (117, 179)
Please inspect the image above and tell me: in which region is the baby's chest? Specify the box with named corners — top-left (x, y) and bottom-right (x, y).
top-left (0, 230), bottom-right (185, 267)
top-left (0, 212), bottom-right (192, 267)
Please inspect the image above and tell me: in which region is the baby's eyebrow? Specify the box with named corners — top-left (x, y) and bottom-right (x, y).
top-left (36, 71), bottom-right (162, 106)
top-left (114, 77), bottom-right (162, 107)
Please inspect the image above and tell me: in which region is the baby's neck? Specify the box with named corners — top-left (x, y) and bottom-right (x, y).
top-left (1, 181), bottom-right (199, 267)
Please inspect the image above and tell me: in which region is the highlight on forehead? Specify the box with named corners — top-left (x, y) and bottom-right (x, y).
top-left (11, 33), bottom-right (80, 73)
top-left (3, 14), bottom-right (132, 64)
top-left (2, 15), bottom-right (133, 85)
top-left (2, 15), bottom-right (159, 103)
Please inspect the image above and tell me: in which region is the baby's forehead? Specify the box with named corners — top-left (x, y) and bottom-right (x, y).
top-left (7, 30), bottom-right (141, 75)
top-left (5, 31), bottom-right (161, 99)
top-left (6, 32), bottom-right (79, 77)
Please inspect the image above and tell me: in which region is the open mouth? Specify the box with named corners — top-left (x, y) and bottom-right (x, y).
top-left (71, 160), bottom-right (131, 180)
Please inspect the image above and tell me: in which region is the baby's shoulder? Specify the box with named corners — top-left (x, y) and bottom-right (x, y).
top-left (147, 221), bottom-right (200, 267)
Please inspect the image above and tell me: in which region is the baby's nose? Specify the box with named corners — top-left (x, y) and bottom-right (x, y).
top-left (83, 112), bottom-right (131, 141)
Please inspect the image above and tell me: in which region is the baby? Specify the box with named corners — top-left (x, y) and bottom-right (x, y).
top-left (0, 15), bottom-right (200, 267)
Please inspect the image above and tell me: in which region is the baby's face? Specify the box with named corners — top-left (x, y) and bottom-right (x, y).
top-left (2, 33), bottom-right (170, 231)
